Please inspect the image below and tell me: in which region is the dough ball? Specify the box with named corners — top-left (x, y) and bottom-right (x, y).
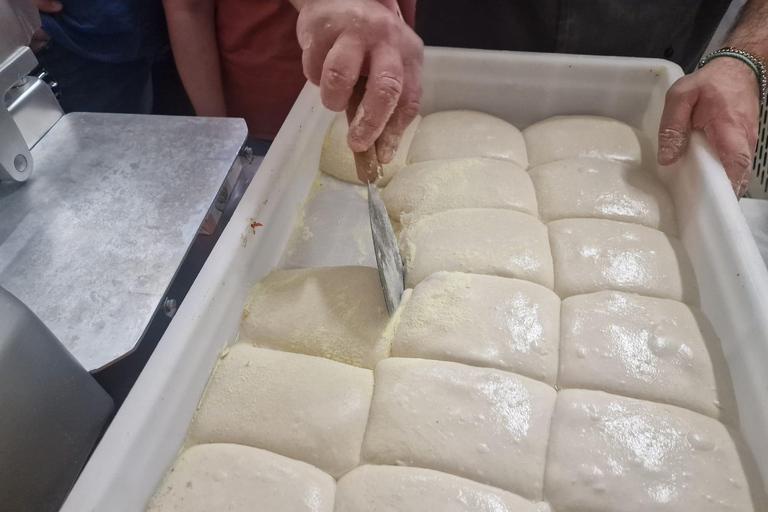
top-left (544, 389), bottom-right (756, 512)
top-left (529, 157), bottom-right (676, 234)
top-left (381, 157), bottom-right (537, 224)
top-left (548, 218), bottom-right (698, 303)
top-left (187, 345), bottom-right (373, 478)
top-left (319, 113), bottom-right (421, 186)
top-left (399, 209), bottom-right (554, 289)
top-left (407, 110), bottom-right (528, 168)
top-left (241, 266), bottom-right (391, 369)
top-left (559, 291), bottom-right (736, 421)
top-left (523, 115), bottom-right (646, 167)
top-left (147, 444), bottom-right (335, 512)
top-left (392, 272), bottom-right (560, 385)
top-left (361, 358), bottom-right (557, 500)
top-left (335, 465), bottom-right (544, 512)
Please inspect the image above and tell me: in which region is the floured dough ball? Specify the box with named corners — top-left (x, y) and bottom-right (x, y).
top-left (241, 266), bottom-right (390, 368)
top-left (147, 444), bottom-right (335, 512)
top-left (187, 345), bottom-right (373, 478)
top-left (319, 113), bottom-right (421, 186)
top-left (523, 115), bottom-right (646, 167)
top-left (559, 291), bottom-right (736, 421)
top-left (548, 218), bottom-right (698, 303)
top-left (407, 111), bottom-right (528, 168)
top-left (399, 209), bottom-right (553, 289)
top-left (529, 157), bottom-right (677, 234)
top-left (381, 157), bottom-right (537, 224)
top-left (392, 272), bottom-right (560, 385)
top-left (335, 465), bottom-right (545, 512)
top-left (361, 358), bottom-right (557, 500)
top-left (544, 389), bottom-right (757, 512)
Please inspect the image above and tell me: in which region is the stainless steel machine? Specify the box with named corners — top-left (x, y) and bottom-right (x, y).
top-left (0, 2), bottom-right (248, 510)
top-left (0, 0), bottom-right (58, 182)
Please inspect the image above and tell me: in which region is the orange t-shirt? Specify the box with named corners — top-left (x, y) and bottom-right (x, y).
top-left (216, 0), bottom-right (416, 141)
top-left (216, 0), bottom-right (304, 140)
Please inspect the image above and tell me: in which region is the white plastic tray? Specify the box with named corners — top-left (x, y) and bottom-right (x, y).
top-left (62, 48), bottom-right (768, 512)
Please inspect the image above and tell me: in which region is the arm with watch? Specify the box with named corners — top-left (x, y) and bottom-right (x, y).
top-left (658, 0), bottom-right (768, 197)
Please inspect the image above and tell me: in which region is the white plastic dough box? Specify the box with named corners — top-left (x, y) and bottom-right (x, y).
top-left (62, 48), bottom-right (768, 511)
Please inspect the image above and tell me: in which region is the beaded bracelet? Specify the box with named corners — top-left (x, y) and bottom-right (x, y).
top-left (698, 47), bottom-right (767, 106)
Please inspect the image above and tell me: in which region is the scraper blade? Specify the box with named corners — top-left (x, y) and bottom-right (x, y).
top-left (367, 181), bottom-right (404, 316)
top-left (347, 78), bottom-right (405, 316)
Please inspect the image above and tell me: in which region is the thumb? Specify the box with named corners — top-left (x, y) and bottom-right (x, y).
top-left (658, 81), bottom-right (698, 166)
top-left (703, 122), bottom-right (754, 196)
top-left (37, 0), bottom-right (63, 13)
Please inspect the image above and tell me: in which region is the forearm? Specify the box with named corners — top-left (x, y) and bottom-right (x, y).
top-left (163, 0), bottom-right (227, 117)
top-left (289, 0), bottom-right (406, 18)
top-left (726, 0), bottom-right (768, 60)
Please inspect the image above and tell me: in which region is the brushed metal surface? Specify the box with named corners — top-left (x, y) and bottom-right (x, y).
top-left (0, 113), bottom-right (248, 370)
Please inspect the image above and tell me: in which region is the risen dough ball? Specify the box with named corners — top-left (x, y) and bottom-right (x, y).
top-left (544, 389), bottom-right (756, 512)
top-left (381, 157), bottom-right (537, 224)
top-left (319, 113), bottom-right (421, 185)
top-left (147, 444), bottom-right (335, 512)
top-left (407, 111), bottom-right (528, 168)
top-left (241, 266), bottom-right (390, 369)
top-left (392, 272), bottom-right (560, 385)
top-left (548, 218), bottom-right (698, 303)
top-left (523, 115), bottom-right (646, 167)
top-left (529, 157), bottom-right (676, 234)
top-left (361, 358), bottom-right (557, 500)
top-left (335, 465), bottom-right (544, 512)
top-left (559, 291), bottom-right (736, 421)
top-left (399, 209), bottom-right (554, 289)
top-left (187, 345), bottom-right (373, 478)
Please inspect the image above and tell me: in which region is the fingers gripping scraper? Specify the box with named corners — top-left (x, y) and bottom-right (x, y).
top-left (347, 79), bottom-right (405, 316)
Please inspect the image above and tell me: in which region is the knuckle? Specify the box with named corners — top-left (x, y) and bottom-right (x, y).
top-left (379, 14), bottom-right (399, 38)
top-left (726, 152), bottom-right (754, 171)
top-left (375, 74), bottom-right (403, 102)
top-left (665, 81), bottom-right (695, 102)
top-left (324, 68), bottom-right (356, 90)
top-left (399, 98), bottom-right (421, 121)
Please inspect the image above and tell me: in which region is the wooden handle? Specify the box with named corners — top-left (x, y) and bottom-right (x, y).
top-left (347, 78), bottom-right (381, 184)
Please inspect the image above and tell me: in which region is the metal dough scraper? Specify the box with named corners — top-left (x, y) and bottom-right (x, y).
top-left (348, 80), bottom-right (405, 316)
top-left (367, 179), bottom-right (404, 316)
top-left (350, 141), bottom-right (404, 316)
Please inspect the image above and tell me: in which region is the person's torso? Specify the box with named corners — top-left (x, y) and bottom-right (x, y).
top-left (40, 0), bottom-right (168, 63)
top-left (415, 0), bottom-right (733, 72)
top-left (216, 0), bottom-right (416, 140)
top-left (215, 0), bottom-right (305, 140)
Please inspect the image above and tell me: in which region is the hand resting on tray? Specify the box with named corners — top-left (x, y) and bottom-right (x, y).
top-left (658, 0), bottom-right (767, 198)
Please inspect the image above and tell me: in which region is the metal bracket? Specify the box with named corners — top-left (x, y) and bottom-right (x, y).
top-left (1, 47), bottom-right (37, 182)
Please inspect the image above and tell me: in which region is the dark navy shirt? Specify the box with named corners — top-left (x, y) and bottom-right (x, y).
top-left (40, 0), bottom-right (168, 63)
top-left (416, 0), bottom-right (733, 73)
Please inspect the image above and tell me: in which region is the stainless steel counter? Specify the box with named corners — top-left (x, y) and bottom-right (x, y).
top-left (0, 112), bottom-right (248, 371)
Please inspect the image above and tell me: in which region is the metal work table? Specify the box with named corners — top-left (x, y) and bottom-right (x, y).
top-left (0, 112), bottom-right (248, 371)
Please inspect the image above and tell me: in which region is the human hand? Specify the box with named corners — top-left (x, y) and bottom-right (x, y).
top-left (30, 0), bottom-right (62, 51)
top-left (658, 57), bottom-right (760, 197)
top-left (36, 0), bottom-right (63, 12)
top-left (296, 0), bottom-right (423, 163)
